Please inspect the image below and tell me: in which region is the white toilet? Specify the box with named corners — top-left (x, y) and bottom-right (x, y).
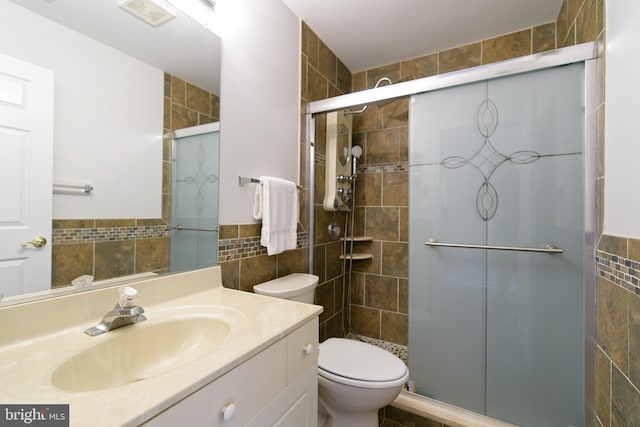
top-left (253, 273), bottom-right (409, 427)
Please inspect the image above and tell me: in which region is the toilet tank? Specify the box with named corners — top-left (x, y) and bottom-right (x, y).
top-left (253, 273), bottom-right (319, 304)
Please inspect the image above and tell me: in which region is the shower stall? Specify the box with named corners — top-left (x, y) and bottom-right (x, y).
top-left (169, 122), bottom-right (220, 272)
top-left (307, 43), bottom-right (596, 426)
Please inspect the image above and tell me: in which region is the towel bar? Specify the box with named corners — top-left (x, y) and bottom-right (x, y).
top-left (238, 176), bottom-right (303, 190)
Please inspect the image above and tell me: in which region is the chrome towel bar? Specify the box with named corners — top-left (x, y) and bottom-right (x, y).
top-left (238, 175), bottom-right (303, 190)
top-left (52, 183), bottom-right (93, 194)
top-left (425, 238), bottom-right (563, 254)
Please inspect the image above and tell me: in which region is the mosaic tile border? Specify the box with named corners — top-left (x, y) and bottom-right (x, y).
top-left (596, 250), bottom-right (640, 295)
top-left (218, 232), bottom-right (309, 263)
top-left (53, 225), bottom-right (169, 245)
top-left (358, 161), bottom-right (407, 174)
top-left (346, 333), bottom-right (408, 365)
top-left (315, 152), bottom-right (326, 167)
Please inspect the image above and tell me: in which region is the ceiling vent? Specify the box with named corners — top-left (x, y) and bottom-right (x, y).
top-left (119, 0), bottom-right (175, 27)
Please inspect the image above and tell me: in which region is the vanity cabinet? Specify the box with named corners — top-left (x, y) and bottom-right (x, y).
top-left (143, 317), bottom-right (319, 427)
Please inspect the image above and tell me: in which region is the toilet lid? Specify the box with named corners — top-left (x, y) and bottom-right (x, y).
top-left (318, 338), bottom-right (407, 382)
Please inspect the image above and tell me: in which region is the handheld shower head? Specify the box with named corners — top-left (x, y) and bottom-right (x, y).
top-left (351, 145), bottom-right (363, 158)
top-left (351, 145), bottom-right (362, 177)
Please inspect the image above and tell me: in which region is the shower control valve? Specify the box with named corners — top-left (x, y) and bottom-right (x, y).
top-left (336, 175), bottom-right (353, 184)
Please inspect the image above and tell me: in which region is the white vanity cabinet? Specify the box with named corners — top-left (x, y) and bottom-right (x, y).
top-left (143, 317), bottom-right (319, 427)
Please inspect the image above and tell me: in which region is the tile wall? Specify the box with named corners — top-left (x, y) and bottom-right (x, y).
top-left (217, 224), bottom-right (309, 292)
top-left (347, 98), bottom-right (409, 346)
top-left (51, 73), bottom-right (219, 287)
top-left (595, 240), bottom-right (640, 426)
top-left (301, 22), bottom-right (355, 341)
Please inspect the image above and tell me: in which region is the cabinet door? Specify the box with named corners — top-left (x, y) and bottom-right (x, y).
top-left (247, 363), bottom-right (318, 427)
top-left (143, 339), bottom-right (287, 427)
top-left (286, 317), bottom-right (319, 384)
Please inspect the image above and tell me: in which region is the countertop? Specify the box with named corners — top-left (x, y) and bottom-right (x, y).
top-left (0, 267), bottom-right (322, 426)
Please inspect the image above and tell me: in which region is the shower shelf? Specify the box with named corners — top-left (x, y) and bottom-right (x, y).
top-left (340, 236), bottom-right (373, 260)
top-left (339, 253), bottom-right (373, 261)
top-left (340, 236), bottom-right (373, 242)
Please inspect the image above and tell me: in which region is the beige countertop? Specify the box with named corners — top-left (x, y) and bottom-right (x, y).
top-left (0, 267), bottom-right (322, 426)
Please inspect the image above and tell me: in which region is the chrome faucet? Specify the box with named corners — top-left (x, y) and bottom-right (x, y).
top-left (85, 286), bottom-right (146, 336)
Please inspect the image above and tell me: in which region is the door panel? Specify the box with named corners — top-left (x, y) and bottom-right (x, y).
top-left (0, 52), bottom-right (53, 297)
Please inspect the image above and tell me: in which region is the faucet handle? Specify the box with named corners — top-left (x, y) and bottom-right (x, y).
top-left (119, 286), bottom-right (140, 308)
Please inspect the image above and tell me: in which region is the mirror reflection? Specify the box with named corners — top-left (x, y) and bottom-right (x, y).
top-left (0, 0), bottom-right (221, 304)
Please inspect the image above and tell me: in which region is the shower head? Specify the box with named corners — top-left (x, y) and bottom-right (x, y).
top-left (351, 145), bottom-right (362, 178)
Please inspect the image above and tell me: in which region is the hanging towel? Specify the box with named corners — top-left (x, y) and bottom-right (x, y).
top-left (252, 176), bottom-right (298, 255)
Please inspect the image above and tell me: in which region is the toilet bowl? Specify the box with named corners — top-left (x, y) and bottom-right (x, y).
top-left (317, 338), bottom-right (409, 427)
top-left (252, 274), bottom-right (409, 427)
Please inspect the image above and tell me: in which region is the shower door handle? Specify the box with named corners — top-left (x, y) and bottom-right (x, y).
top-left (168, 225), bottom-right (218, 232)
top-left (425, 238), bottom-right (563, 254)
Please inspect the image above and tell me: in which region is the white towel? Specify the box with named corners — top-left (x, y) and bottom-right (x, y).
top-left (252, 176), bottom-right (298, 255)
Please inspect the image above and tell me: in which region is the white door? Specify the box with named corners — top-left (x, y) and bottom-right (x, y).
top-left (0, 52), bottom-right (53, 298)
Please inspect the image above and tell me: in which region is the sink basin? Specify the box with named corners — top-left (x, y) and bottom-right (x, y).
top-left (51, 315), bottom-right (230, 392)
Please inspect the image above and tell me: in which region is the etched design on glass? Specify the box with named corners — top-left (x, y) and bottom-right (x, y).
top-left (176, 142), bottom-right (218, 215)
top-left (440, 93), bottom-right (542, 221)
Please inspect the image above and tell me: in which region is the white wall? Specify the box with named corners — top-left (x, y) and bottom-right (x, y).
top-left (1, 0), bottom-right (301, 224)
top-left (216, 0), bottom-right (300, 224)
top-left (605, 0), bottom-right (640, 237)
top-left (0, 1), bottom-right (162, 219)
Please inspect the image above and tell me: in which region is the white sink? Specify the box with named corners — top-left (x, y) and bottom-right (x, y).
top-left (51, 315), bottom-right (230, 392)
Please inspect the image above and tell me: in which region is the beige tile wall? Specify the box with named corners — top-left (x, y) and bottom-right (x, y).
top-left (51, 219), bottom-right (170, 287)
top-left (217, 224), bottom-right (309, 292)
top-left (301, 22), bottom-right (354, 341)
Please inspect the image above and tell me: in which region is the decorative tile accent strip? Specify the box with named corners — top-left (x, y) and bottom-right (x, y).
top-left (53, 225), bottom-right (169, 245)
top-left (316, 152), bottom-right (326, 167)
top-left (358, 162), bottom-right (407, 174)
top-left (596, 250), bottom-right (640, 295)
top-left (218, 231), bottom-right (309, 263)
top-left (346, 333), bottom-right (408, 365)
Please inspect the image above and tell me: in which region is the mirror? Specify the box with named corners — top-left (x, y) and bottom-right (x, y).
top-left (0, 0), bottom-right (221, 304)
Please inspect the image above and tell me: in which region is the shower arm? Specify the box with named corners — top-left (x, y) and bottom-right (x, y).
top-left (343, 77), bottom-right (394, 115)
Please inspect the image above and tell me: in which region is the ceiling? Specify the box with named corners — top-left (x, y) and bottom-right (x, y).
top-left (8, 0), bottom-right (221, 94)
top-left (281, 0), bottom-right (564, 72)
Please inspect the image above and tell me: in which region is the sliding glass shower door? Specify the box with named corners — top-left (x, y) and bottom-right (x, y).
top-left (170, 124), bottom-right (220, 272)
top-left (408, 63), bottom-right (584, 426)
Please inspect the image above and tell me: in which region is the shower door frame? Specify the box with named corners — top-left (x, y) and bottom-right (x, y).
top-left (304, 42), bottom-right (597, 422)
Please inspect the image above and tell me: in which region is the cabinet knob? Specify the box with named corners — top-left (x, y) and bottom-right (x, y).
top-left (222, 403), bottom-right (236, 422)
top-left (303, 343), bottom-right (313, 355)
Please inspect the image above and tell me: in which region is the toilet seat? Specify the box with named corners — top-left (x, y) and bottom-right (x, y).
top-left (318, 338), bottom-right (408, 389)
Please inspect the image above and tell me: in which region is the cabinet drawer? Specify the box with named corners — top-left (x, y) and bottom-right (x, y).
top-left (143, 339), bottom-right (287, 427)
top-left (286, 317), bottom-right (318, 384)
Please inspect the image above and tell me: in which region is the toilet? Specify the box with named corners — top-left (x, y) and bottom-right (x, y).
top-left (253, 273), bottom-right (409, 427)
